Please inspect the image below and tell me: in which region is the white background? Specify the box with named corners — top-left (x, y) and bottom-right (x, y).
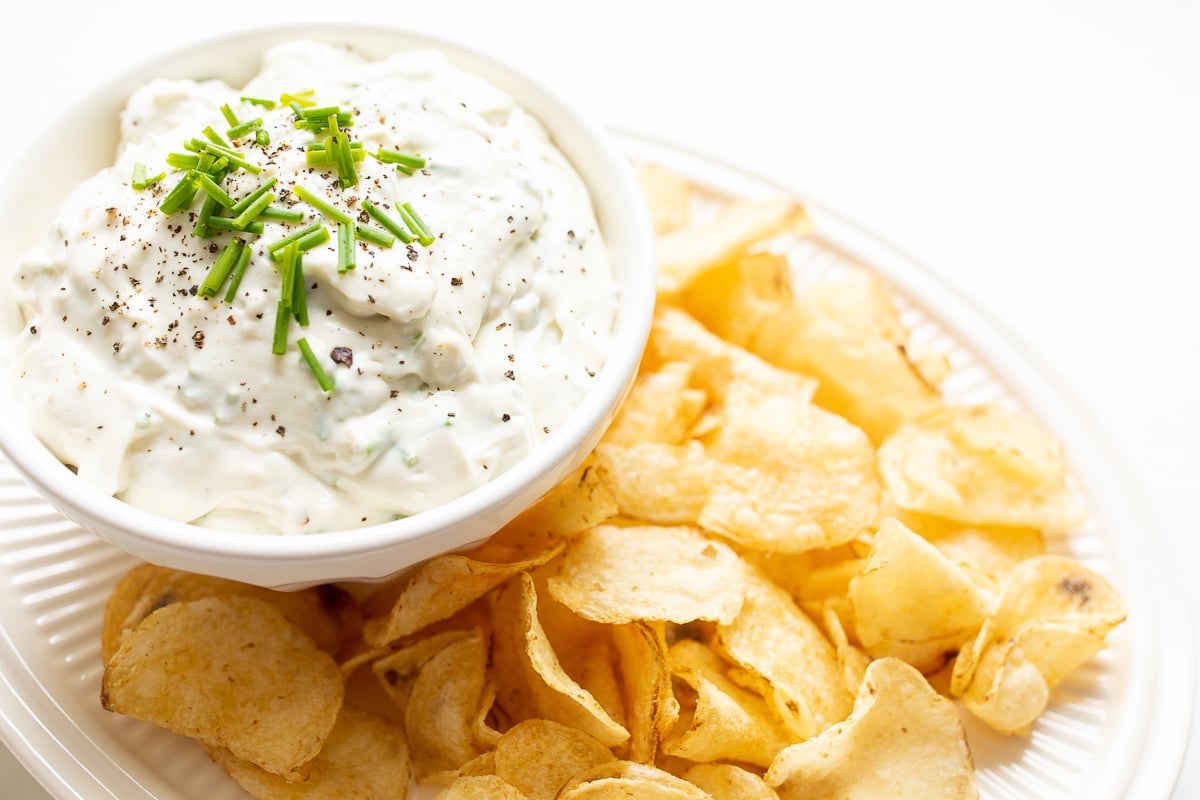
top-left (1, 0), bottom-right (1196, 796)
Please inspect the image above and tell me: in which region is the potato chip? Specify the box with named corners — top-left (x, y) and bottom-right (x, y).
top-left (102, 596), bottom-right (342, 780)
top-left (714, 566), bottom-right (851, 740)
top-left (435, 775), bottom-right (530, 800)
top-left (681, 763), bottom-right (781, 800)
top-left (547, 524), bottom-right (746, 624)
top-left (371, 629), bottom-right (476, 717)
top-left (426, 751), bottom-right (498, 788)
top-left (363, 541), bottom-right (564, 646)
top-left (404, 629), bottom-right (491, 779)
top-left (893, 507), bottom-right (1045, 579)
top-left (603, 362), bottom-right (707, 447)
top-left (209, 704), bottom-right (409, 800)
top-left (636, 162), bottom-right (693, 235)
top-left (486, 464), bottom-right (620, 555)
top-left (665, 639), bottom-right (794, 767)
top-left (951, 555), bottom-right (1125, 734)
top-left (102, 563), bottom-right (361, 661)
top-left (599, 623), bottom-right (672, 765)
top-left (819, 601), bottom-right (870, 696)
top-left (560, 762), bottom-right (712, 800)
top-left (849, 517), bottom-right (994, 673)
top-left (877, 404), bottom-right (1087, 530)
top-left (646, 306), bottom-right (817, 404)
top-left (656, 195), bottom-right (811, 296)
top-left (698, 383), bottom-right (879, 553)
top-left (677, 251), bottom-right (791, 348)
top-left (766, 658), bottom-right (978, 800)
top-left (494, 719), bottom-right (616, 800)
top-left (492, 573), bottom-right (630, 747)
top-left (593, 441), bottom-right (713, 524)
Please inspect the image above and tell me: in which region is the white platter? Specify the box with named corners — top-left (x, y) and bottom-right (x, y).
top-left (0, 128), bottom-right (1192, 798)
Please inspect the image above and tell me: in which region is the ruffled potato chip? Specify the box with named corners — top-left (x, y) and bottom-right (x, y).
top-left (665, 640), bottom-right (794, 767)
top-left (560, 762), bottom-right (712, 800)
top-left (593, 442), bottom-right (713, 524)
top-left (952, 555), bottom-right (1126, 734)
top-left (435, 775), bottom-right (530, 799)
top-left (766, 658), bottom-right (978, 800)
top-left (208, 704), bottom-right (409, 800)
top-left (612, 621), bottom-right (677, 763)
top-left (404, 630), bottom-right (491, 779)
top-left (102, 596), bottom-right (342, 781)
top-left (636, 162), bottom-right (692, 235)
top-left (849, 518), bottom-right (994, 673)
top-left (371, 629), bottom-right (476, 717)
top-left (893, 507), bottom-right (1045, 580)
top-left (363, 541), bottom-right (564, 646)
top-left (603, 362), bottom-right (707, 447)
top-left (714, 567), bottom-right (851, 739)
top-left (547, 524), bottom-right (746, 625)
top-left (486, 464), bottom-right (619, 555)
top-left (699, 383), bottom-right (879, 553)
top-left (681, 763), bottom-right (781, 800)
top-left (494, 719), bottom-right (616, 800)
top-left (877, 404), bottom-right (1087, 530)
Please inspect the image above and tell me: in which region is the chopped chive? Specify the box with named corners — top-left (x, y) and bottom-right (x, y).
top-left (294, 111), bottom-right (352, 132)
top-left (396, 165), bottom-right (415, 177)
top-left (355, 223), bottom-right (395, 248)
top-left (166, 153), bottom-right (199, 170)
top-left (289, 101), bottom-right (306, 119)
top-left (305, 141), bottom-right (364, 152)
top-left (268, 223), bottom-right (322, 256)
top-left (241, 96), bottom-right (276, 109)
top-left (337, 222), bottom-right (356, 273)
top-left (302, 105), bottom-right (343, 120)
top-left (219, 103), bottom-right (239, 127)
top-left (222, 244), bottom-right (253, 303)
top-left (332, 134), bottom-right (357, 187)
top-left (255, 129), bottom-right (271, 147)
top-left (231, 192), bottom-right (275, 229)
top-left (361, 199), bottom-right (412, 244)
top-left (399, 201), bottom-right (435, 246)
top-left (280, 90), bottom-right (315, 108)
top-left (183, 138), bottom-right (204, 153)
top-left (132, 162), bottom-right (147, 189)
top-left (257, 205), bottom-right (305, 223)
top-left (279, 242), bottom-right (298, 311)
top-left (296, 225), bottom-right (331, 252)
top-left (293, 185), bottom-right (352, 225)
top-left (206, 217), bottom-right (265, 235)
top-left (203, 126), bottom-right (230, 147)
top-left (231, 177), bottom-right (278, 215)
top-left (227, 118), bottom-right (262, 139)
top-left (159, 171), bottom-right (200, 214)
top-left (371, 149), bottom-right (426, 169)
top-left (297, 338), bottom-right (333, 392)
top-left (199, 240), bottom-right (244, 298)
top-left (190, 140), bottom-right (261, 174)
top-left (305, 148), bottom-right (366, 167)
top-left (194, 173), bottom-right (236, 209)
top-left (196, 152), bottom-right (217, 173)
top-left (292, 255), bottom-right (309, 326)
top-left (194, 193), bottom-right (219, 238)
top-left (271, 300), bottom-right (290, 355)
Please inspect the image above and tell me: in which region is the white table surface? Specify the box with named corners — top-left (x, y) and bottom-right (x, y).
top-left (1, 1), bottom-right (1196, 797)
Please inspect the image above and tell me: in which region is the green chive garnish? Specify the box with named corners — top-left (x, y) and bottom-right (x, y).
top-left (337, 221), bottom-right (356, 273)
top-left (297, 338), bottom-right (333, 392)
top-left (222, 243), bottom-right (253, 303)
top-left (255, 129), bottom-right (271, 147)
top-left (159, 171), bottom-right (201, 214)
top-left (279, 241), bottom-right (298, 311)
top-left (332, 134), bottom-right (357, 188)
top-left (194, 173), bottom-right (236, 209)
top-left (198, 239), bottom-right (244, 298)
top-left (230, 192), bottom-right (275, 229)
top-left (292, 255), bottom-right (309, 326)
top-left (295, 226), bottom-right (331, 252)
top-left (241, 96), bottom-right (277, 109)
top-left (194, 193), bottom-right (219, 238)
top-left (227, 118), bottom-right (262, 140)
top-left (257, 205), bottom-right (305, 223)
top-left (268, 223), bottom-right (322, 257)
top-left (206, 217), bottom-right (265, 235)
top-left (361, 198), bottom-right (412, 244)
top-left (187, 140), bottom-right (261, 174)
top-left (220, 103), bottom-right (239, 127)
top-left (280, 90), bottom-right (315, 108)
top-left (399, 201), bottom-right (435, 246)
top-left (131, 162), bottom-right (164, 190)
top-left (371, 149), bottom-right (426, 170)
top-left (289, 101), bottom-right (306, 120)
top-left (203, 126), bottom-right (230, 147)
top-left (293, 185), bottom-right (352, 225)
top-left (305, 141), bottom-right (364, 152)
top-left (166, 153), bottom-right (199, 170)
top-left (231, 177), bottom-right (278, 215)
top-left (355, 223), bottom-right (395, 248)
top-left (271, 300), bottom-right (290, 355)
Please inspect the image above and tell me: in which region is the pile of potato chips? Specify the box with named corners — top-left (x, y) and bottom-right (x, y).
top-left (99, 163), bottom-right (1126, 799)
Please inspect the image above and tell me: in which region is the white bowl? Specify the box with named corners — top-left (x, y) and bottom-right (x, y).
top-left (0, 25), bottom-right (656, 589)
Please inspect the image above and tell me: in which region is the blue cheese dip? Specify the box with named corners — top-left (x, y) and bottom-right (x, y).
top-left (8, 42), bottom-right (616, 534)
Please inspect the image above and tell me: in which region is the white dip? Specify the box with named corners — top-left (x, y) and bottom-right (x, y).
top-left (8, 42), bottom-right (616, 534)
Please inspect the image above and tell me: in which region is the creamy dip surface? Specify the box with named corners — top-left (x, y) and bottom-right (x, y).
top-left (8, 42), bottom-right (616, 534)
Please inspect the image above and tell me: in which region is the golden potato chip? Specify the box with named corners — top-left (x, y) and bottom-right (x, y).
top-left (363, 541), bottom-right (564, 646)
top-left (371, 629), bottom-right (476, 717)
top-left (547, 524), bottom-right (746, 624)
top-left (636, 162), bottom-right (693, 235)
top-left (877, 404), bottom-right (1087, 530)
top-left (102, 564), bottom-right (361, 661)
top-left (714, 566), bottom-right (851, 739)
top-left (603, 362), bottom-right (707, 447)
top-left (487, 463), bottom-right (620, 555)
top-left (819, 601), bottom-right (870, 696)
top-left (664, 640), bottom-right (794, 767)
top-left (494, 719), bottom-right (616, 800)
top-left (678, 251), bottom-right (791, 348)
top-left (766, 658), bottom-right (978, 800)
top-left (893, 507), bottom-right (1045, 579)
top-left (102, 596), bottom-right (342, 780)
top-left (492, 573), bottom-right (630, 748)
top-left (405, 630), bottom-right (491, 779)
top-left (681, 763), bottom-right (781, 800)
top-left (425, 751), bottom-right (497, 788)
top-left (560, 762), bottom-right (712, 800)
top-left (208, 704), bottom-right (409, 800)
top-left (646, 306), bottom-right (817, 404)
top-left (952, 555), bottom-right (1126, 734)
top-left (849, 517), bottom-right (994, 672)
top-left (593, 441), bottom-right (713, 524)
top-left (698, 383), bottom-right (879, 553)
top-left (611, 621), bottom-right (678, 763)
top-left (435, 775), bottom-right (530, 800)
top-left (657, 195), bottom-right (811, 296)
